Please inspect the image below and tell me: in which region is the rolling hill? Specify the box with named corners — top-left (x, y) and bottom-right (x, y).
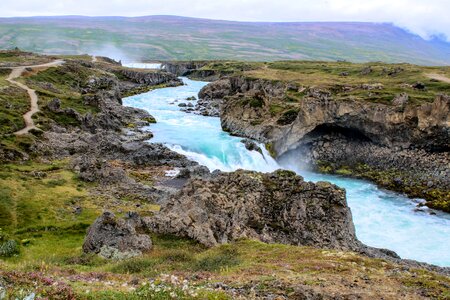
top-left (0, 15), bottom-right (449, 65)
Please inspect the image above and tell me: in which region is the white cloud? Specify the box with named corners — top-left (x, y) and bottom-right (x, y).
top-left (0, 0), bottom-right (449, 41)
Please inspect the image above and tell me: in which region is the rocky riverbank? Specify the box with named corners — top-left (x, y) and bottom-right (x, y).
top-left (2, 54), bottom-right (450, 299)
top-left (194, 72), bottom-right (450, 212)
top-left (32, 59), bottom-right (198, 204)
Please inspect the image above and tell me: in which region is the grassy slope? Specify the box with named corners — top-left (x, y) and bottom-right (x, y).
top-left (0, 70), bottom-right (29, 134)
top-left (0, 54), bottom-right (449, 298)
top-left (1, 16), bottom-right (450, 64)
top-left (201, 60), bottom-right (450, 106)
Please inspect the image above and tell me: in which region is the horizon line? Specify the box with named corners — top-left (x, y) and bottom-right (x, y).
top-left (0, 14), bottom-right (394, 25)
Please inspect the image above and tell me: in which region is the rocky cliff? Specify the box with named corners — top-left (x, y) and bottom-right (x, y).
top-left (200, 76), bottom-right (450, 211)
top-left (20, 59), bottom-right (194, 204)
top-left (144, 169), bottom-right (398, 259)
top-left (161, 61), bottom-right (209, 76)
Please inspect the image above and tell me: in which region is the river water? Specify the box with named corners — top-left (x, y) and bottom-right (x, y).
top-left (123, 75), bottom-right (450, 267)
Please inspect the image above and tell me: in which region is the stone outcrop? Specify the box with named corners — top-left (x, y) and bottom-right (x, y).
top-left (144, 169), bottom-right (396, 258)
top-left (279, 132), bottom-right (450, 203)
top-left (199, 76), bottom-right (450, 210)
top-left (240, 139), bottom-right (263, 154)
top-left (161, 61), bottom-right (209, 76)
top-left (111, 68), bottom-right (181, 87)
top-left (83, 211), bottom-right (152, 259)
top-left (33, 60), bottom-right (196, 204)
top-left (211, 76), bottom-right (450, 153)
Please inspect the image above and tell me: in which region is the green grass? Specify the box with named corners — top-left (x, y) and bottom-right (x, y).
top-left (0, 50), bottom-right (53, 66)
top-left (1, 51), bottom-right (449, 298)
top-left (0, 73), bottom-right (29, 135)
top-left (15, 61), bottom-right (104, 130)
top-left (2, 18), bottom-right (450, 65)
top-left (245, 61), bottom-right (450, 106)
top-left (2, 231), bottom-right (450, 299)
top-left (0, 160), bottom-right (97, 231)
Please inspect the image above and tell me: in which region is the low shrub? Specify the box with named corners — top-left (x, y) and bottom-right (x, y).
top-left (276, 109), bottom-right (298, 125)
top-left (0, 239), bottom-right (20, 257)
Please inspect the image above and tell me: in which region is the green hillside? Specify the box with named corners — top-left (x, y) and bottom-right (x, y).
top-left (0, 15), bottom-right (449, 65)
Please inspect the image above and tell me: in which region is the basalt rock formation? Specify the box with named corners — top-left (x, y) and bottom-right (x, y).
top-left (117, 69), bottom-right (180, 86)
top-left (199, 76), bottom-right (450, 211)
top-left (161, 61), bottom-right (209, 76)
top-left (32, 60), bottom-right (195, 203)
top-left (83, 211), bottom-right (152, 259)
top-left (211, 77), bottom-right (450, 152)
top-left (144, 169), bottom-right (397, 259)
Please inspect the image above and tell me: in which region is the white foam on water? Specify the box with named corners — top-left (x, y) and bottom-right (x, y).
top-left (123, 72), bottom-right (450, 267)
top-left (124, 63), bottom-right (162, 69)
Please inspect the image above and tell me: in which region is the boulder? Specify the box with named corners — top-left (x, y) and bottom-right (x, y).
top-left (144, 170), bottom-right (362, 251)
top-left (240, 139), bottom-right (263, 155)
top-left (413, 82), bottom-right (426, 90)
top-left (392, 93), bottom-right (409, 107)
top-left (83, 211), bottom-right (152, 259)
top-left (46, 98), bottom-right (62, 112)
top-left (360, 66), bottom-right (372, 75)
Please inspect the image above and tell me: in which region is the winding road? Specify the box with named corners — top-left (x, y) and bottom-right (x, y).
top-left (3, 60), bottom-right (64, 135)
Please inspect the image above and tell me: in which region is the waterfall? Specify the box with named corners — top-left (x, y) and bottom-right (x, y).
top-left (168, 143), bottom-right (280, 173)
top-left (123, 71), bottom-right (450, 267)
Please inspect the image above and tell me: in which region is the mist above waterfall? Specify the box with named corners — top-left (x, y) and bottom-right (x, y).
top-left (277, 146), bottom-right (312, 174)
top-left (122, 74), bottom-right (450, 266)
top-left (90, 44), bottom-right (131, 63)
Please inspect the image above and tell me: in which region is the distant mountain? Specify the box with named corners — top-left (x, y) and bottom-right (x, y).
top-left (0, 15), bottom-right (449, 65)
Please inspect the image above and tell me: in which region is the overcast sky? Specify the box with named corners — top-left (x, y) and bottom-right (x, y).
top-left (1, 0), bottom-right (449, 41)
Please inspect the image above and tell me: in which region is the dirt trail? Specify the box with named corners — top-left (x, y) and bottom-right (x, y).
top-left (426, 73), bottom-right (450, 84)
top-left (4, 60), bottom-right (64, 135)
top-left (92, 56), bottom-right (97, 63)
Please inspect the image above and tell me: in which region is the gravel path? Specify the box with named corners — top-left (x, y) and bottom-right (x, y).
top-left (4, 60), bottom-right (64, 135)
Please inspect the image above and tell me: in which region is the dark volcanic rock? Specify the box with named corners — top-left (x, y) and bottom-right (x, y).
top-left (413, 82), bottom-right (426, 90)
top-left (161, 61), bottom-right (209, 76)
top-left (241, 139), bottom-right (263, 154)
top-left (279, 132), bottom-right (450, 205)
top-left (360, 66), bottom-right (372, 75)
top-left (113, 68), bottom-right (181, 87)
top-left (83, 211), bottom-right (152, 259)
top-left (145, 169), bottom-right (390, 257)
top-left (46, 98), bottom-right (62, 112)
top-left (211, 75), bottom-right (449, 207)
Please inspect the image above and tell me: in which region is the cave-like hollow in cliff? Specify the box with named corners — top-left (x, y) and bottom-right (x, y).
top-left (298, 123), bottom-right (373, 148)
top-left (277, 123), bottom-right (374, 169)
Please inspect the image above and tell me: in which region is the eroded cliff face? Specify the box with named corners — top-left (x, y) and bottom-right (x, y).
top-left (200, 76), bottom-right (450, 211)
top-left (112, 68), bottom-right (181, 87)
top-left (212, 76), bottom-right (450, 153)
top-left (161, 61), bottom-right (209, 76)
top-left (144, 169), bottom-right (401, 261)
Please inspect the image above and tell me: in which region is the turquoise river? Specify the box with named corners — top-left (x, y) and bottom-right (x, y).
top-left (123, 75), bottom-right (450, 267)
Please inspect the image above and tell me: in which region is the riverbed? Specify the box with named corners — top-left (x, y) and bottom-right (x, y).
top-left (123, 76), bottom-right (450, 267)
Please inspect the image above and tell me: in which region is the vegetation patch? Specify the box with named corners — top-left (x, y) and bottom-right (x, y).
top-left (193, 246), bottom-right (241, 272)
top-left (0, 239), bottom-right (20, 257)
top-left (0, 84), bottom-right (29, 135)
top-left (276, 109), bottom-right (299, 125)
top-left (249, 97), bottom-right (264, 108)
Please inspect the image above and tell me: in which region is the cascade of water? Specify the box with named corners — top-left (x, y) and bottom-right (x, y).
top-left (125, 63), bottom-right (162, 69)
top-left (123, 71), bottom-right (450, 267)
